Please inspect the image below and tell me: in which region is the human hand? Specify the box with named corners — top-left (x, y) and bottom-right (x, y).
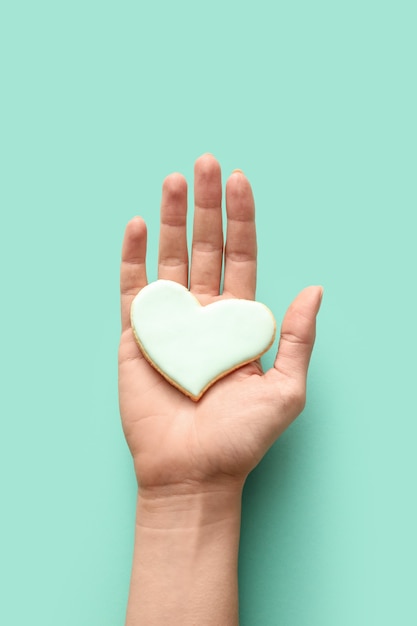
top-left (118, 154), bottom-right (322, 496)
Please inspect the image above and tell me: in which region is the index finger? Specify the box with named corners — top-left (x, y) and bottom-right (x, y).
top-left (223, 170), bottom-right (257, 300)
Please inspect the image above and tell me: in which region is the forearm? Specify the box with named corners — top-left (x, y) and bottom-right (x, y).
top-left (125, 484), bottom-right (243, 626)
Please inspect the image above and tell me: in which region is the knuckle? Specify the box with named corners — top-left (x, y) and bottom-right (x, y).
top-left (280, 330), bottom-right (309, 347)
top-left (283, 384), bottom-right (306, 418)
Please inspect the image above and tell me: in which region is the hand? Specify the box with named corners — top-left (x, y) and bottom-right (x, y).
top-left (118, 154), bottom-right (322, 495)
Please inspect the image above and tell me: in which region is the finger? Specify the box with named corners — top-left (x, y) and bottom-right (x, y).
top-left (120, 217), bottom-right (148, 331)
top-left (190, 154), bottom-right (223, 296)
top-left (223, 170), bottom-right (257, 300)
top-left (268, 286), bottom-right (323, 408)
top-left (158, 173), bottom-right (188, 286)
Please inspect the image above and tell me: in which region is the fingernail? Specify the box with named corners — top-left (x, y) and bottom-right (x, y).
top-left (232, 168), bottom-right (244, 174)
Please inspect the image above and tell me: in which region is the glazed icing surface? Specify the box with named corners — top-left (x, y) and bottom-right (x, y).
top-left (130, 280), bottom-right (276, 400)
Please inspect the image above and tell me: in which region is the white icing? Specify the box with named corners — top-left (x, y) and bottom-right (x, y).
top-left (130, 280), bottom-right (276, 399)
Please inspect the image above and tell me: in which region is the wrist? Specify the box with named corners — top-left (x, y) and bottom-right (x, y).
top-left (136, 481), bottom-right (244, 530)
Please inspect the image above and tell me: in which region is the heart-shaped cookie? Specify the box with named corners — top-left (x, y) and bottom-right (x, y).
top-left (130, 280), bottom-right (276, 400)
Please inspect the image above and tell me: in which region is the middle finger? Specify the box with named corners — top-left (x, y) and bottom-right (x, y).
top-left (190, 154), bottom-right (223, 296)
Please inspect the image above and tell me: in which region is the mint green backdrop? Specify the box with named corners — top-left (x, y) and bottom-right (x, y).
top-left (1, 1), bottom-right (416, 624)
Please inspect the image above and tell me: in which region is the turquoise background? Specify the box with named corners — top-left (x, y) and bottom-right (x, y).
top-left (1, 1), bottom-right (416, 624)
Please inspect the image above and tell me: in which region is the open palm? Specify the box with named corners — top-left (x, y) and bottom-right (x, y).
top-left (118, 154), bottom-right (322, 492)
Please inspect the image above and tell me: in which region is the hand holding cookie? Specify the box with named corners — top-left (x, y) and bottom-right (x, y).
top-left (118, 154), bottom-right (322, 493)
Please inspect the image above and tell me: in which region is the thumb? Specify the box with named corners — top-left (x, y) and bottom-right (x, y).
top-left (273, 286), bottom-right (323, 386)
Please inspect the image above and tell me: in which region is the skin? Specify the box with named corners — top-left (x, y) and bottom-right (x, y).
top-left (119, 154), bottom-right (323, 625)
